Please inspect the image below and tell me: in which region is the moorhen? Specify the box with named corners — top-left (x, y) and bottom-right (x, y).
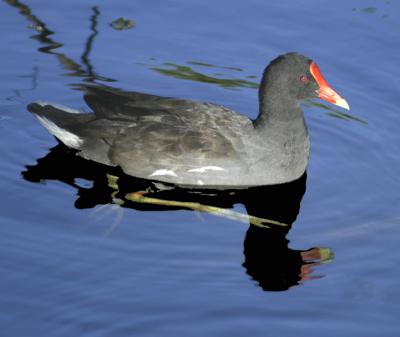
top-left (28, 53), bottom-right (349, 188)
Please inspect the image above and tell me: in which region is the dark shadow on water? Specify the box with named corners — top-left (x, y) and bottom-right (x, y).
top-left (22, 144), bottom-right (333, 292)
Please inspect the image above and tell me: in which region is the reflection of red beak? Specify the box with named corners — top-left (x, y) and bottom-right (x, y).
top-left (310, 62), bottom-right (350, 110)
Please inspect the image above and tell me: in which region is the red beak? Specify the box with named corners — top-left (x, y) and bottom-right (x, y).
top-left (309, 62), bottom-right (350, 110)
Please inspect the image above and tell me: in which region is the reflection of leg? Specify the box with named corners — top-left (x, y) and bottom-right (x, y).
top-left (107, 173), bottom-right (288, 228)
top-left (107, 174), bottom-right (126, 206)
top-left (126, 192), bottom-right (287, 228)
top-left (298, 247), bottom-right (334, 282)
top-left (299, 262), bottom-right (323, 281)
top-left (300, 247), bottom-right (334, 263)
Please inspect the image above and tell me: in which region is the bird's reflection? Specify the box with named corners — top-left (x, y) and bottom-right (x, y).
top-left (22, 144), bottom-right (333, 291)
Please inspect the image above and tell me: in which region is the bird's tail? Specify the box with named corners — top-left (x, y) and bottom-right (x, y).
top-left (27, 102), bottom-right (93, 149)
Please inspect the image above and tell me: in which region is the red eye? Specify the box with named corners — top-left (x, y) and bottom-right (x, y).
top-left (300, 75), bottom-right (308, 84)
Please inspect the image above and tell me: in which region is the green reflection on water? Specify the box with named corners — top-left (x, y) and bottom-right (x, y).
top-left (186, 61), bottom-right (243, 72)
top-left (150, 62), bottom-right (259, 90)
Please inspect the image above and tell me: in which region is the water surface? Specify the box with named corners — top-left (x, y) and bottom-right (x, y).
top-left (1, 0), bottom-right (400, 336)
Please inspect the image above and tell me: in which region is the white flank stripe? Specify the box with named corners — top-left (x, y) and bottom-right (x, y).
top-left (188, 166), bottom-right (225, 173)
top-left (36, 115), bottom-right (83, 148)
top-left (149, 169), bottom-right (178, 177)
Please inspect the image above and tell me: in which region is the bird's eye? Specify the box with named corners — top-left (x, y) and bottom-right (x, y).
top-left (300, 75), bottom-right (308, 84)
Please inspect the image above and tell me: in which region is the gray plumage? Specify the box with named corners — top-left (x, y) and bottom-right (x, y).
top-left (28, 53), bottom-right (323, 188)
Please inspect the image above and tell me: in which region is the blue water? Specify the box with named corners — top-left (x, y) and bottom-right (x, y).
top-left (1, 0), bottom-right (400, 336)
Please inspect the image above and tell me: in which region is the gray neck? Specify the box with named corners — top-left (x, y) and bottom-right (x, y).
top-left (251, 84), bottom-right (310, 182)
top-left (254, 84), bottom-right (305, 130)
top-left (253, 83), bottom-right (309, 165)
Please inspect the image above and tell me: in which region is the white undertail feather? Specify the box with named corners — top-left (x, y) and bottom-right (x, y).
top-left (35, 115), bottom-right (83, 148)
